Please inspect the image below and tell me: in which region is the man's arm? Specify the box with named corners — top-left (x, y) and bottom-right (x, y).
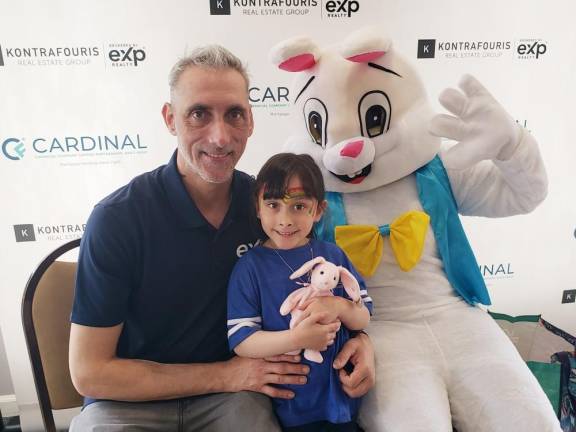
top-left (69, 323), bottom-right (309, 401)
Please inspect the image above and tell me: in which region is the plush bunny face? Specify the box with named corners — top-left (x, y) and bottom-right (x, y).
top-left (273, 29), bottom-right (441, 193)
top-left (309, 261), bottom-right (340, 291)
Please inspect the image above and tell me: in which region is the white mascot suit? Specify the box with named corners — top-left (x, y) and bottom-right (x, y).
top-left (270, 28), bottom-right (561, 432)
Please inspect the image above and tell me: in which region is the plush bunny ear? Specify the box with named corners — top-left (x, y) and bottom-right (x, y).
top-left (338, 267), bottom-right (361, 302)
top-left (269, 36), bottom-right (320, 72)
top-left (290, 256), bottom-right (326, 280)
top-left (340, 27), bottom-right (391, 63)
top-left (280, 288), bottom-right (307, 316)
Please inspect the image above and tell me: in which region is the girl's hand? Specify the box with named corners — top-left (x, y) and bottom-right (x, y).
top-left (290, 312), bottom-right (341, 351)
top-left (292, 297), bottom-right (344, 327)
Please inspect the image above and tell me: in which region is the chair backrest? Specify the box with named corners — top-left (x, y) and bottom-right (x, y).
top-left (22, 238), bottom-right (83, 432)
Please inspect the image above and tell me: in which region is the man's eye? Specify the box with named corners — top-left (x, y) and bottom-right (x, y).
top-left (229, 110), bottom-right (244, 119)
top-left (190, 111), bottom-right (206, 120)
top-left (228, 110), bottom-right (248, 126)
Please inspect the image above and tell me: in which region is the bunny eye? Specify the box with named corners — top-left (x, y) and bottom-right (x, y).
top-left (333, 277), bottom-right (337, 281)
top-left (320, 271), bottom-right (324, 275)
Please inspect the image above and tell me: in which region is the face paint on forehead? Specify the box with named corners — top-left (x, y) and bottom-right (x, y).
top-left (282, 187), bottom-right (307, 203)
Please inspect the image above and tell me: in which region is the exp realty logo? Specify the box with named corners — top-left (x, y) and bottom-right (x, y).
top-left (324, 0), bottom-right (359, 18)
top-left (417, 38), bottom-right (512, 59)
top-left (516, 39), bottom-right (547, 60)
top-left (13, 223), bottom-right (85, 243)
top-left (106, 43), bottom-right (147, 67)
top-left (1, 133), bottom-right (147, 162)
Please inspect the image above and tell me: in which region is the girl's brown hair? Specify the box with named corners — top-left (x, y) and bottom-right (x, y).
top-left (254, 153), bottom-right (325, 203)
top-left (252, 153), bottom-right (326, 240)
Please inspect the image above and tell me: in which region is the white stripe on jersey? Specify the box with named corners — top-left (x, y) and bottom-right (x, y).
top-left (227, 321), bottom-right (261, 337)
top-left (227, 316), bottom-right (262, 326)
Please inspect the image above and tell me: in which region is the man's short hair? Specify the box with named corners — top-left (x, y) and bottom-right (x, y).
top-left (169, 45), bottom-right (250, 94)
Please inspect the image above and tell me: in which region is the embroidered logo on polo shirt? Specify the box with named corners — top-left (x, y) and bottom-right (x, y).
top-left (236, 239), bottom-right (262, 257)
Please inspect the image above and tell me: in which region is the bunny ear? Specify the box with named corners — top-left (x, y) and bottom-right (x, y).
top-left (269, 36), bottom-right (320, 72)
top-left (339, 27), bottom-right (391, 63)
top-left (339, 267), bottom-right (361, 302)
top-left (290, 256), bottom-right (326, 280)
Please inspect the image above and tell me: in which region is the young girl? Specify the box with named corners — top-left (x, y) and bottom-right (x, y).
top-left (227, 153), bottom-right (372, 432)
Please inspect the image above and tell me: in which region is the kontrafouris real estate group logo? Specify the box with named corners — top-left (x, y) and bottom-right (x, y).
top-left (417, 38), bottom-right (512, 59)
top-left (417, 37), bottom-right (549, 61)
top-left (0, 44), bottom-right (101, 67)
top-left (0, 42), bottom-right (148, 68)
top-left (210, 0), bottom-right (231, 14)
top-left (417, 39), bottom-right (436, 59)
top-left (13, 223), bottom-right (86, 243)
top-left (209, 0), bottom-right (358, 18)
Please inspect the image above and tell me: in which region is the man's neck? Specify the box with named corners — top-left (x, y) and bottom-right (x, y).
top-left (182, 173), bottom-right (233, 229)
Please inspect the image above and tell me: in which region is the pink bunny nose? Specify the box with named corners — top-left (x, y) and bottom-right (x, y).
top-left (340, 140), bottom-right (364, 158)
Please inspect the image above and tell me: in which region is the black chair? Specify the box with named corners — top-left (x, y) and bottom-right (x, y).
top-left (22, 239), bottom-right (83, 432)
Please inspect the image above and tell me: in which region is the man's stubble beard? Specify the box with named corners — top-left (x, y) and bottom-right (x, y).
top-left (181, 148), bottom-right (234, 185)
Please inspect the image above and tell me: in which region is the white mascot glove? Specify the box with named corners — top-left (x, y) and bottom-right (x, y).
top-left (429, 74), bottom-right (522, 170)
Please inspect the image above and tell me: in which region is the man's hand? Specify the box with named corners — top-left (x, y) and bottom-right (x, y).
top-left (226, 355), bottom-right (309, 399)
top-left (333, 332), bottom-right (375, 398)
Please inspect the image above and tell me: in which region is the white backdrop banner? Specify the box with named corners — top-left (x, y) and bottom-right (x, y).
top-left (1, 1), bottom-right (575, 429)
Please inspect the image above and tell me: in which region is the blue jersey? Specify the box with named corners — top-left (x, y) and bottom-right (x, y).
top-left (227, 239), bottom-right (372, 428)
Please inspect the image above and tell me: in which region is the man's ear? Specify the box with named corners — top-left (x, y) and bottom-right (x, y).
top-left (162, 102), bottom-right (177, 136)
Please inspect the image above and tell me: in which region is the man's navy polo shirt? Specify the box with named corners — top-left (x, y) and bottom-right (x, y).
top-left (72, 151), bottom-right (260, 369)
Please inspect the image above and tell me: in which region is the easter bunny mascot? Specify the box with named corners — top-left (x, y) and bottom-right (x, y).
top-left (270, 28), bottom-right (560, 432)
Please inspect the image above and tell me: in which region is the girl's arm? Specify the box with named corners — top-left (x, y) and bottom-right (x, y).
top-left (234, 312), bottom-right (341, 358)
top-left (335, 297), bottom-right (370, 330)
top-left (295, 297), bottom-right (370, 331)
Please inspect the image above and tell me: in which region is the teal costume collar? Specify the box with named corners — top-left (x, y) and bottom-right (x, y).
top-left (315, 155), bottom-right (491, 306)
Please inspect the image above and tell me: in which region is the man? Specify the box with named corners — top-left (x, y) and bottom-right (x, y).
top-left (69, 45), bottom-right (375, 431)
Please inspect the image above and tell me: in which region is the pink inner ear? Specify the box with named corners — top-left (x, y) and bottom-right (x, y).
top-left (346, 50), bottom-right (386, 63)
top-left (279, 53), bottom-right (316, 72)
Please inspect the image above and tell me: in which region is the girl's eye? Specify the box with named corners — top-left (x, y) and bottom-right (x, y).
top-left (266, 202), bottom-right (277, 209)
top-left (294, 204), bottom-right (306, 211)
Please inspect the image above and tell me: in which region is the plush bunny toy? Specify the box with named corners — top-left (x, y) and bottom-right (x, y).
top-left (280, 256), bottom-right (361, 363)
top-left (270, 28), bottom-right (560, 432)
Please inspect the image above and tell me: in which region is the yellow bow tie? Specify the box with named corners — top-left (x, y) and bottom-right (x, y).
top-left (335, 210), bottom-right (430, 277)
